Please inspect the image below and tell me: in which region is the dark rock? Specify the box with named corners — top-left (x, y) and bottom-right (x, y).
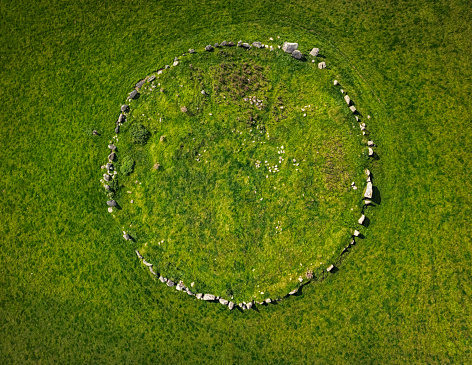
top-left (129, 90), bottom-right (138, 99)
top-left (115, 126), bottom-right (120, 134)
top-left (108, 144), bottom-right (116, 151)
top-left (291, 50), bottom-right (303, 59)
top-left (136, 79), bottom-right (146, 89)
top-left (103, 174), bottom-right (111, 182)
top-left (282, 42), bottom-right (298, 53)
top-left (108, 152), bottom-right (116, 162)
top-left (205, 45), bottom-right (213, 51)
top-left (107, 200), bottom-right (117, 207)
top-left (252, 41), bottom-right (263, 48)
top-left (106, 163), bottom-right (113, 171)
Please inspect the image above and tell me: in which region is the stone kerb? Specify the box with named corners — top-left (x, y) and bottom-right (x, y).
top-left (100, 38), bottom-right (378, 311)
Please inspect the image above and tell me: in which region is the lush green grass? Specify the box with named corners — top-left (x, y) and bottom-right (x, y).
top-left (0, 0), bottom-right (471, 363)
top-left (112, 46), bottom-right (366, 301)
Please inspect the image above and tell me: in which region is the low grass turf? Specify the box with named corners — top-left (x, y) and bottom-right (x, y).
top-left (0, 0), bottom-right (471, 363)
top-left (110, 45), bottom-right (367, 301)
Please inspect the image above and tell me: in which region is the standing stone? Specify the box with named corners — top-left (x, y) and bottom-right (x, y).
top-left (203, 294), bottom-right (216, 301)
top-left (364, 181), bottom-right (374, 199)
top-left (264, 298), bottom-right (272, 304)
top-left (318, 62), bottom-right (326, 69)
top-left (368, 147), bottom-right (374, 156)
top-left (196, 293), bottom-right (203, 299)
top-left (252, 41), bottom-right (263, 48)
top-left (227, 41), bottom-right (234, 46)
top-left (282, 42), bottom-right (298, 53)
top-left (176, 283), bottom-right (184, 291)
top-left (149, 267), bottom-right (157, 275)
top-left (107, 200), bottom-right (117, 207)
top-left (173, 61), bottom-right (179, 67)
top-left (123, 233), bottom-right (131, 241)
top-left (241, 43), bottom-right (251, 49)
top-left (92, 130), bottom-right (99, 136)
top-left (246, 302), bottom-right (253, 310)
top-left (289, 288), bottom-right (298, 295)
top-left (159, 276), bottom-right (167, 283)
top-left (166, 280), bottom-right (175, 287)
top-left (368, 140), bottom-right (375, 147)
top-left (327, 265), bottom-right (335, 272)
top-left (350, 105), bottom-right (357, 113)
top-left (309, 48), bottom-right (320, 57)
top-left (115, 126), bottom-right (120, 134)
top-left (291, 50), bottom-right (303, 59)
top-left (129, 90), bottom-right (138, 99)
top-left (108, 152), bottom-right (116, 162)
top-left (237, 40), bottom-right (242, 47)
top-left (142, 259), bottom-right (152, 267)
top-left (205, 45), bottom-right (213, 51)
top-left (136, 79), bottom-right (146, 89)
top-left (148, 75), bottom-right (156, 82)
top-left (135, 250), bottom-right (143, 259)
top-left (104, 184), bottom-right (111, 191)
top-left (186, 289), bottom-right (195, 296)
top-left (353, 230), bottom-right (360, 237)
top-left (228, 301), bottom-right (234, 310)
top-left (358, 214), bottom-right (366, 225)
top-left (121, 104), bottom-right (129, 112)
top-left (219, 298), bottom-right (229, 305)
top-left (344, 95), bottom-right (351, 105)
top-left (106, 163), bottom-right (113, 171)
top-left (189, 48), bottom-right (195, 54)
top-left (108, 144), bottom-right (116, 151)
top-left (103, 174), bottom-right (111, 182)
top-left (333, 80), bottom-right (339, 86)
top-left (220, 40), bottom-right (227, 47)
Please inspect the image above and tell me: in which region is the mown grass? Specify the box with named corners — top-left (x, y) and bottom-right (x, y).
top-left (111, 45), bottom-right (366, 301)
top-left (0, 0), bottom-right (471, 363)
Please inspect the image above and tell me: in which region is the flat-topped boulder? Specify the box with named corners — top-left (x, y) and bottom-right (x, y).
top-left (344, 95), bottom-right (351, 105)
top-left (205, 45), bottom-right (213, 51)
top-left (282, 42), bottom-right (298, 53)
top-left (228, 301), bottom-right (234, 310)
top-left (309, 48), bottom-right (320, 57)
top-left (252, 41), bottom-right (263, 48)
top-left (107, 200), bottom-right (117, 207)
top-left (318, 61), bottom-right (326, 69)
top-left (166, 280), bottom-right (175, 287)
top-left (202, 294), bottom-right (216, 301)
top-left (291, 50), bottom-right (303, 60)
top-left (219, 298), bottom-right (229, 305)
top-left (128, 90), bottom-right (138, 99)
top-left (350, 105), bottom-right (357, 113)
top-left (121, 104), bottom-right (129, 112)
top-left (358, 214), bottom-right (366, 225)
top-left (108, 152), bottom-right (116, 162)
top-left (136, 79), bottom-right (146, 89)
top-left (108, 144), bottom-right (116, 151)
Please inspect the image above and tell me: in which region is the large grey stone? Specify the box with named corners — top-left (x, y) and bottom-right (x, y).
top-left (129, 90), bottom-right (138, 99)
top-left (136, 80), bottom-right (146, 89)
top-left (196, 293), bottom-right (203, 299)
top-left (159, 276), bottom-right (167, 283)
top-left (203, 294), bottom-right (216, 301)
top-left (309, 47), bottom-right (320, 57)
top-left (149, 267), bottom-right (157, 275)
top-left (115, 126), bottom-right (120, 134)
top-left (123, 233), bottom-right (131, 241)
top-left (103, 174), bottom-right (111, 182)
top-left (135, 250), bottom-right (143, 259)
top-left (252, 41), bottom-right (263, 48)
top-left (106, 163), bottom-right (113, 171)
top-left (108, 144), bottom-right (116, 151)
top-left (318, 62), bottom-right (326, 69)
top-left (219, 298), bottom-right (229, 305)
top-left (189, 48), bottom-right (195, 54)
top-left (220, 40), bottom-right (227, 46)
top-left (176, 283), bottom-right (184, 291)
top-left (121, 104), bottom-right (129, 112)
top-left (227, 41), bottom-right (234, 46)
top-left (108, 152), bottom-right (116, 162)
top-left (104, 185), bottom-right (111, 191)
top-left (291, 50), bottom-right (303, 60)
top-left (264, 298), bottom-right (272, 304)
top-left (246, 302), bottom-right (253, 310)
top-left (241, 43), bottom-right (251, 49)
top-left (186, 289), bottom-right (195, 296)
top-left (166, 280), bottom-right (175, 287)
top-left (148, 75), bottom-right (156, 82)
top-left (107, 200), bottom-right (117, 207)
top-left (205, 45), bottom-right (213, 51)
top-left (282, 42), bottom-right (298, 53)
top-left (288, 288), bottom-right (298, 295)
top-left (350, 105), bottom-right (357, 113)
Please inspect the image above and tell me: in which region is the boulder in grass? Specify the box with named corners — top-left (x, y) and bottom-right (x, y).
top-left (289, 288), bottom-right (298, 295)
top-left (108, 144), bottom-right (116, 151)
top-left (186, 289), bottom-right (195, 296)
top-left (237, 40), bottom-right (242, 47)
top-left (220, 40), bottom-right (227, 47)
top-left (173, 60), bottom-right (179, 67)
top-left (318, 61), bottom-right (326, 69)
top-left (344, 95), bottom-right (351, 105)
top-left (107, 200), bottom-right (117, 207)
top-left (92, 130), bottom-right (99, 136)
top-left (333, 80), bottom-right (339, 86)
top-left (364, 200), bottom-right (372, 206)
top-left (350, 105), bottom-right (357, 113)
top-left (309, 47), bottom-right (320, 57)
top-left (189, 48), bottom-right (195, 54)
top-left (252, 41), bottom-right (263, 48)
top-left (368, 140), bottom-right (375, 147)
top-left (368, 147), bottom-right (374, 156)
top-left (291, 50), bottom-right (303, 60)
top-left (159, 276), bottom-right (167, 283)
top-left (219, 298), bottom-right (229, 305)
top-left (123, 233), bottom-right (131, 241)
top-left (136, 79), bottom-right (146, 89)
top-left (135, 250), bottom-right (143, 259)
top-left (227, 41), bottom-right (234, 46)
top-left (241, 43), bottom-right (251, 49)
top-left (149, 267), bottom-right (157, 275)
top-left (228, 301), bottom-right (234, 310)
top-left (176, 283), bottom-right (184, 291)
top-left (196, 293), bottom-right (203, 299)
top-left (282, 42), bottom-right (298, 53)
top-left (327, 265), bottom-right (335, 272)
top-left (365, 169), bottom-right (371, 177)
top-left (129, 90), bottom-right (138, 99)
top-left (246, 302), bottom-right (253, 310)
top-left (264, 298), bottom-right (272, 304)
top-left (358, 214), bottom-right (366, 225)
top-left (103, 174), bottom-right (111, 182)
top-left (148, 75), bottom-right (156, 82)
top-left (353, 230), bottom-right (360, 237)
top-left (104, 185), bottom-right (111, 191)
top-left (121, 104), bottom-right (129, 112)
top-left (203, 294), bottom-right (216, 301)
top-left (108, 152), bottom-right (116, 162)
top-left (115, 126), bottom-right (120, 134)
top-left (205, 45), bottom-right (213, 51)
top-left (364, 181), bottom-right (373, 198)
top-left (166, 280), bottom-right (175, 287)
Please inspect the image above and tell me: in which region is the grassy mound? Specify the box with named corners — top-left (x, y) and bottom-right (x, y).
top-left (110, 45), bottom-right (367, 300)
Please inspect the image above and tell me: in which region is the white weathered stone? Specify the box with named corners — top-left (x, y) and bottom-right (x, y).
top-left (203, 294), bottom-right (215, 301)
top-left (219, 298), bottom-right (229, 305)
top-left (364, 181), bottom-right (373, 198)
top-left (358, 214), bottom-right (366, 225)
top-left (344, 95), bottom-right (351, 105)
top-left (135, 250), bottom-right (143, 260)
top-left (228, 301), bottom-right (234, 310)
top-left (108, 207), bottom-right (113, 213)
top-left (264, 298), bottom-right (272, 304)
top-left (149, 267), bottom-right (157, 275)
top-left (353, 230), bottom-right (360, 237)
top-left (142, 259), bottom-right (152, 267)
top-left (364, 200), bottom-right (372, 205)
top-left (360, 123), bottom-right (366, 130)
top-left (246, 302), bottom-right (253, 309)
top-left (282, 42), bottom-right (298, 53)
top-left (176, 283), bottom-right (184, 291)
top-left (159, 276), bottom-right (167, 283)
top-left (365, 169), bottom-right (371, 177)
top-left (318, 62), bottom-right (326, 69)
top-left (289, 288), bottom-right (298, 295)
top-left (166, 280), bottom-right (175, 287)
top-left (327, 265), bottom-right (334, 272)
top-left (196, 293), bottom-right (203, 299)
top-left (173, 61), bottom-right (179, 66)
top-left (333, 80), bottom-right (338, 85)
top-left (309, 47), bottom-right (320, 57)
top-left (368, 140), bottom-right (375, 146)
top-left (350, 105), bottom-right (357, 113)
top-left (368, 147), bottom-right (374, 156)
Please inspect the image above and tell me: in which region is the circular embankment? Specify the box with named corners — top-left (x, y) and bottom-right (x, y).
top-left (99, 38), bottom-right (378, 311)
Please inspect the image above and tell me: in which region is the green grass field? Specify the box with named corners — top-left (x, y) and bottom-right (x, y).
top-left (0, 0), bottom-right (471, 363)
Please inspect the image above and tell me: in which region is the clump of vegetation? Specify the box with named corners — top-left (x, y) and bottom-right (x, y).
top-left (120, 155), bottom-right (135, 175)
top-left (129, 123), bottom-right (150, 145)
